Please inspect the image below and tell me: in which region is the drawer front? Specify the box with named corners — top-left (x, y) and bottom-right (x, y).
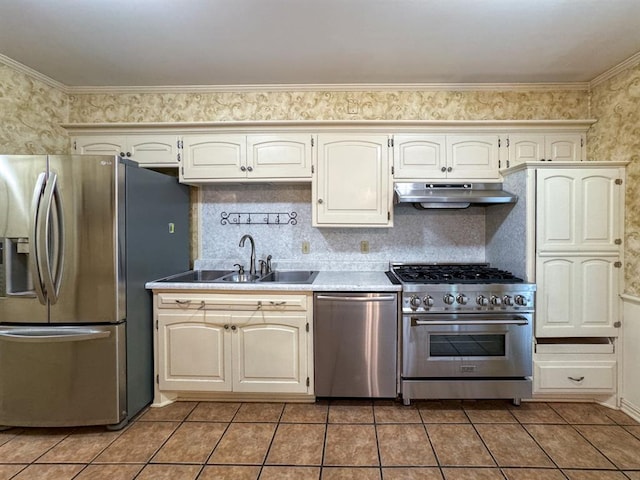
top-left (157, 293), bottom-right (308, 311)
top-left (534, 361), bottom-right (616, 393)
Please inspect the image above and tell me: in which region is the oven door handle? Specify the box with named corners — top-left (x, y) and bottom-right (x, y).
top-left (411, 318), bottom-right (529, 326)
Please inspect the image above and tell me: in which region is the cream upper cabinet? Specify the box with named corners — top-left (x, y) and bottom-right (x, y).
top-left (393, 134), bottom-right (500, 181)
top-left (534, 166), bottom-right (625, 338)
top-left (507, 133), bottom-right (585, 167)
top-left (153, 292), bottom-right (312, 402)
top-left (72, 135), bottom-right (180, 167)
top-left (314, 134), bottom-right (392, 227)
top-left (181, 133), bottom-right (313, 182)
top-left (536, 168), bottom-right (623, 253)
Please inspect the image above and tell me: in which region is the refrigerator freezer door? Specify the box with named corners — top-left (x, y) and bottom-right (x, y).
top-left (0, 323), bottom-right (126, 427)
top-left (0, 155), bottom-right (49, 323)
top-left (48, 155), bottom-right (121, 324)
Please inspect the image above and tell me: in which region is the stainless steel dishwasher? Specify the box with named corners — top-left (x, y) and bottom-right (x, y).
top-left (314, 292), bottom-right (398, 398)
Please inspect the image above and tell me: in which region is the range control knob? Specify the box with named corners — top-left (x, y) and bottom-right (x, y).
top-left (476, 295), bottom-right (489, 306)
top-left (443, 294), bottom-right (455, 305)
top-left (456, 294), bottom-right (468, 305)
top-left (409, 295), bottom-right (421, 310)
top-left (423, 295), bottom-right (434, 307)
top-left (503, 295), bottom-right (514, 306)
top-left (491, 295), bottom-right (503, 306)
top-left (515, 295), bottom-right (528, 306)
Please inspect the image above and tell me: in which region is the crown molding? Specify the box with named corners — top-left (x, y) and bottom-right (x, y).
top-left (66, 82), bottom-right (589, 95)
top-left (0, 54), bottom-right (68, 92)
top-left (590, 50), bottom-right (640, 88)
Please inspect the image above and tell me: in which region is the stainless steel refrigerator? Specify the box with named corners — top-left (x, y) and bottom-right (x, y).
top-left (0, 155), bottom-right (189, 428)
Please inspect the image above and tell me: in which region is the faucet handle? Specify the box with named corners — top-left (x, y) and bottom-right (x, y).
top-left (259, 260), bottom-right (267, 276)
top-left (266, 255), bottom-right (273, 273)
top-left (233, 263), bottom-right (245, 274)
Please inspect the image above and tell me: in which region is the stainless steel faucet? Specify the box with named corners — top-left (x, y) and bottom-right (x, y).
top-left (239, 234), bottom-right (256, 275)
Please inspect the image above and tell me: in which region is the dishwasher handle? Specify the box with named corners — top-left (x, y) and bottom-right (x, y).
top-left (315, 294), bottom-right (397, 302)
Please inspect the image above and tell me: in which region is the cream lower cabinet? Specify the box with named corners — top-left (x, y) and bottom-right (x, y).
top-left (72, 135), bottom-right (180, 167)
top-left (313, 134), bottom-right (392, 227)
top-left (154, 291), bottom-right (312, 403)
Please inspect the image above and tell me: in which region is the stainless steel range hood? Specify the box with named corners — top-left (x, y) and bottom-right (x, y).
top-left (394, 182), bottom-right (517, 209)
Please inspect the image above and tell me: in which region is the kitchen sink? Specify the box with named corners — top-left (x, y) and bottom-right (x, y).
top-left (156, 270), bottom-right (232, 283)
top-left (218, 273), bottom-right (261, 283)
top-left (156, 270), bottom-right (318, 284)
top-left (258, 270), bottom-right (318, 284)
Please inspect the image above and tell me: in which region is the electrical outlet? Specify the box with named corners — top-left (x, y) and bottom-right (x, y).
top-left (302, 241), bottom-right (310, 254)
top-left (360, 240), bottom-right (369, 253)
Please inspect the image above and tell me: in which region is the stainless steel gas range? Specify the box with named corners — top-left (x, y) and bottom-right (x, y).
top-left (387, 263), bottom-right (536, 406)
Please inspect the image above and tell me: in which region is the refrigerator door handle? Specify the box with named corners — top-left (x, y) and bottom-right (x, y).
top-left (29, 172), bottom-right (47, 305)
top-left (36, 172), bottom-right (65, 305)
top-left (0, 327), bottom-right (111, 343)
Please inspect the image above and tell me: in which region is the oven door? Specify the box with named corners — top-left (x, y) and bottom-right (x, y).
top-left (402, 313), bottom-right (532, 379)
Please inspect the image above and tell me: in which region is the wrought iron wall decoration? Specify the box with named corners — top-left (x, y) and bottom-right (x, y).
top-left (220, 212), bottom-right (298, 225)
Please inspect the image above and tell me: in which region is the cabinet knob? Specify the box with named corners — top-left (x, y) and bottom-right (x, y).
top-left (247, 166), bottom-right (253, 172)
top-left (318, 198), bottom-right (324, 204)
top-left (240, 166), bottom-right (247, 172)
top-left (126, 152), bottom-right (132, 157)
top-left (441, 167), bottom-right (447, 172)
top-left (231, 325), bottom-right (237, 331)
top-left (119, 152), bottom-right (126, 157)
top-left (224, 324), bottom-right (230, 330)
top-left (447, 166), bottom-right (452, 172)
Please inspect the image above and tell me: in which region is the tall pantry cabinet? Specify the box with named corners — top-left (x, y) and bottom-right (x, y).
top-left (490, 161), bottom-right (627, 399)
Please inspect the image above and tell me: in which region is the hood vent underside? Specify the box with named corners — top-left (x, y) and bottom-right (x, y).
top-left (394, 182), bottom-right (518, 209)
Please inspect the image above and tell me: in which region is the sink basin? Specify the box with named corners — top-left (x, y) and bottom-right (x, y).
top-left (219, 273), bottom-right (261, 283)
top-left (157, 270), bottom-right (232, 283)
top-left (258, 271), bottom-right (318, 284)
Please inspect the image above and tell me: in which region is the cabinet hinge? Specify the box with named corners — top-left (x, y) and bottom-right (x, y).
top-left (311, 165), bottom-right (315, 174)
top-left (181, 166), bottom-right (184, 176)
top-left (177, 140), bottom-right (183, 149)
top-left (498, 160), bottom-right (501, 169)
top-left (581, 137), bottom-right (584, 147)
top-left (155, 320), bottom-right (158, 330)
top-left (156, 374), bottom-right (159, 384)
top-left (306, 377), bottom-right (310, 387)
top-left (506, 138), bottom-right (510, 148)
top-left (177, 153), bottom-right (181, 162)
top-left (388, 138), bottom-right (394, 148)
top-left (388, 211), bottom-right (391, 221)
top-left (614, 261), bottom-right (622, 268)
top-left (615, 178), bottom-right (623, 185)
top-left (498, 138), bottom-right (501, 148)
top-left (73, 140), bottom-right (77, 151)
top-left (311, 136), bottom-right (314, 147)
top-left (391, 165), bottom-right (395, 175)
top-left (305, 322), bottom-right (309, 332)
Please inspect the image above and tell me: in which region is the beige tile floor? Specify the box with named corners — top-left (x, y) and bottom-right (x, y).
top-left (0, 400), bottom-right (639, 479)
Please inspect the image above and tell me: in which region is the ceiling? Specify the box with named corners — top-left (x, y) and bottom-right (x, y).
top-left (2, 0), bottom-right (640, 88)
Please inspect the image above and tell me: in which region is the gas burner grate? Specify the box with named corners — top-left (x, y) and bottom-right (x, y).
top-left (392, 264), bottom-right (523, 284)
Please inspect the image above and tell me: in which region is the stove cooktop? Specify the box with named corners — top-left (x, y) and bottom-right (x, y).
top-left (389, 263), bottom-right (523, 284)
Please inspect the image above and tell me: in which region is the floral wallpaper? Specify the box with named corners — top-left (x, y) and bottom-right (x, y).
top-left (0, 64), bottom-right (68, 154)
top-left (589, 63), bottom-right (640, 296)
top-left (67, 90), bottom-right (588, 122)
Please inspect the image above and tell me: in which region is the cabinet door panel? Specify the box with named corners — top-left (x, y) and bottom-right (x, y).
top-left (393, 134), bottom-right (446, 179)
top-left (537, 172), bottom-right (576, 249)
top-left (128, 135), bottom-right (179, 166)
top-left (314, 135), bottom-right (391, 226)
top-left (536, 256), bottom-right (619, 337)
top-left (508, 135), bottom-right (544, 166)
top-left (545, 134), bottom-right (583, 161)
top-left (446, 135), bottom-right (500, 179)
top-left (73, 136), bottom-right (125, 155)
top-left (157, 311), bottom-right (232, 392)
top-left (233, 314), bottom-right (308, 393)
top-left (182, 135), bottom-right (246, 180)
top-left (581, 173), bottom-right (620, 247)
top-left (247, 134), bottom-right (312, 179)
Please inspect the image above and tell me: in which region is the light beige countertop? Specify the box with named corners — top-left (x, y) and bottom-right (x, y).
top-left (146, 270), bottom-right (400, 292)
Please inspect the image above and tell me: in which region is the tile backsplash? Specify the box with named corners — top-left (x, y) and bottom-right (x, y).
top-left (196, 184), bottom-right (487, 271)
